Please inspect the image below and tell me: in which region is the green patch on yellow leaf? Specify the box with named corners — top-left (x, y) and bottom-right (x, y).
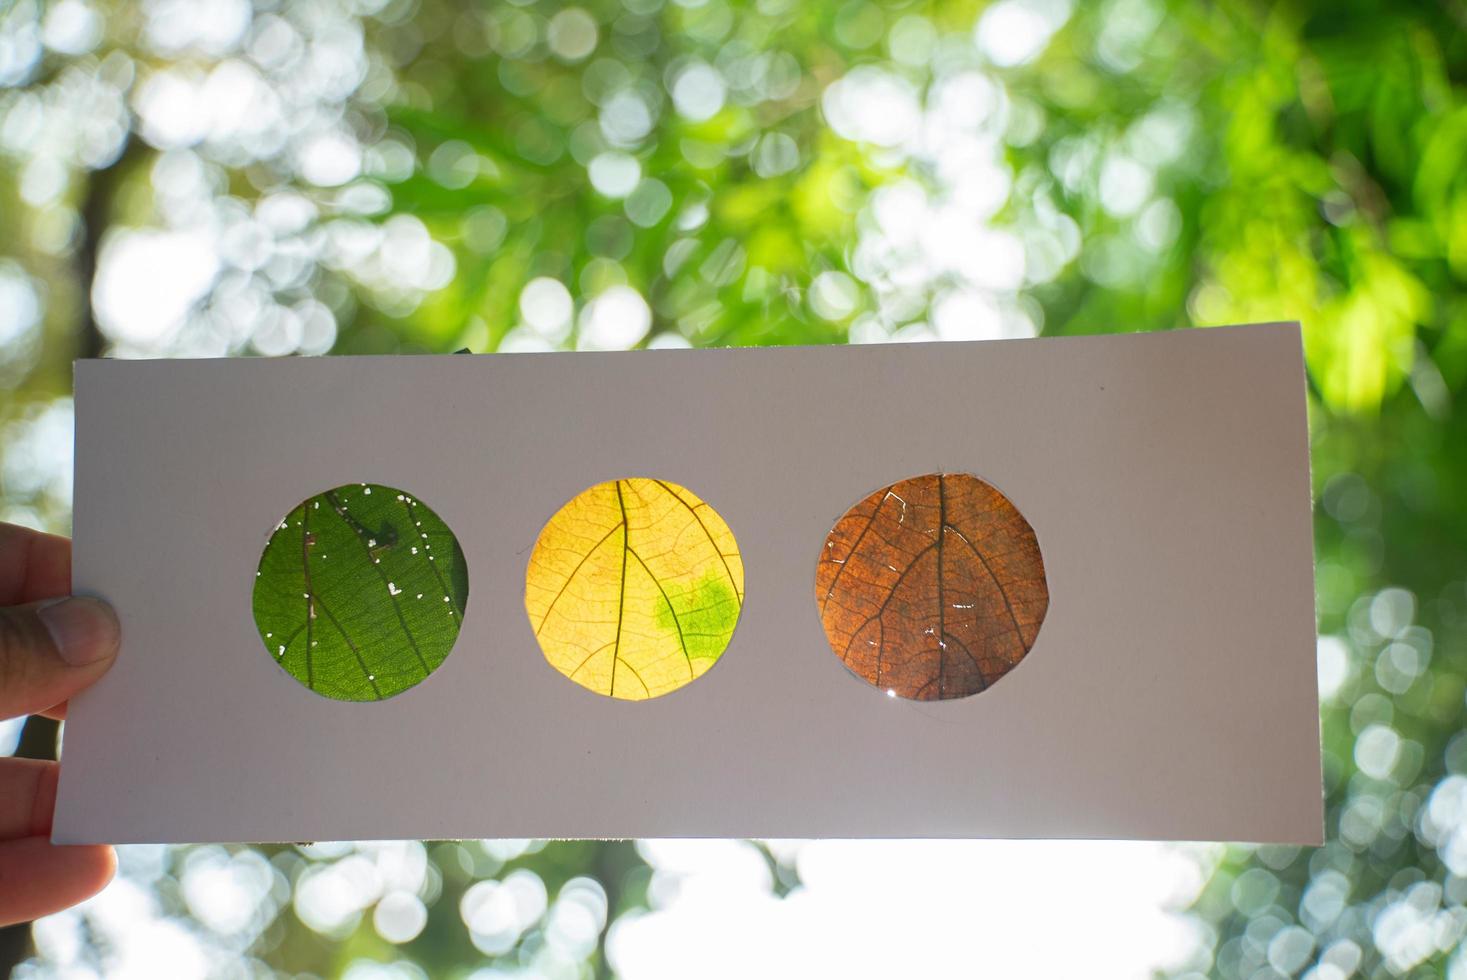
top-left (651, 566), bottom-right (741, 663)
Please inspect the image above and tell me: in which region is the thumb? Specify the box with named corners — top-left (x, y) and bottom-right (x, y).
top-left (0, 597), bottom-right (119, 720)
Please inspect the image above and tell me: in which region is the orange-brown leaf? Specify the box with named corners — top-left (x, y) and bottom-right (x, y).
top-left (815, 473), bottom-right (1048, 700)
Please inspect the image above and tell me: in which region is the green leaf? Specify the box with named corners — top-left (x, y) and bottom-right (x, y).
top-left (252, 483), bottom-right (469, 701)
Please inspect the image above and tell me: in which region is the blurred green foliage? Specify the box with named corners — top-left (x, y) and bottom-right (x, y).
top-left (1, 0), bottom-right (1466, 976)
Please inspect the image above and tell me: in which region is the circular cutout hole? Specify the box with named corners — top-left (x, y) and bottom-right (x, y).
top-left (252, 483), bottom-right (469, 701)
top-left (815, 472), bottom-right (1047, 700)
top-left (525, 478), bottom-right (744, 700)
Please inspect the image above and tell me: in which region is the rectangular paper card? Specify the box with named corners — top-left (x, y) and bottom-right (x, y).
top-left (54, 323), bottom-right (1323, 844)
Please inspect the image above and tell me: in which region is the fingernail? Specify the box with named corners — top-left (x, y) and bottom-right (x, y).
top-left (37, 597), bottom-right (120, 667)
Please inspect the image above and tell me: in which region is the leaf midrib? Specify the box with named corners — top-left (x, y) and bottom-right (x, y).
top-left (324, 489), bottom-right (430, 679)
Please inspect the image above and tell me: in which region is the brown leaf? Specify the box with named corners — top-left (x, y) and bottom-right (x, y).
top-left (815, 473), bottom-right (1048, 700)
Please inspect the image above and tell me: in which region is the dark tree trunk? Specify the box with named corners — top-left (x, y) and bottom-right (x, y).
top-left (74, 134), bottom-right (143, 361)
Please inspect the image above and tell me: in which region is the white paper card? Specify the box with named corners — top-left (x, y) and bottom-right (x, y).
top-left (54, 323), bottom-right (1323, 844)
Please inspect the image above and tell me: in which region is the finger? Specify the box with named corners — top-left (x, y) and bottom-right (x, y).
top-left (0, 837), bottom-right (115, 927)
top-left (0, 758), bottom-right (56, 838)
top-left (0, 523), bottom-right (71, 606)
top-left (38, 702), bottom-right (67, 721)
top-left (0, 597), bottom-right (119, 720)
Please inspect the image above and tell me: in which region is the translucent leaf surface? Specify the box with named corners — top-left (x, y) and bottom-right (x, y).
top-left (525, 478), bottom-right (744, 700)
top-left (252, 483), bottom-right (469, 701)
top-left (816, 473), bottom-right (1048, 701)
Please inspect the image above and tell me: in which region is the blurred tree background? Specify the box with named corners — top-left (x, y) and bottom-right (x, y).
top-left (0, 0), bottom-right (1464, 976)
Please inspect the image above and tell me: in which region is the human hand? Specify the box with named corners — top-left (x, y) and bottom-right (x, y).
top-left (0, 522), bottom-right (119, 927)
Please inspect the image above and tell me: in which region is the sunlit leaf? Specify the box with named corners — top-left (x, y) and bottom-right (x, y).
top-left (252, 483), bottom-right (469, 702)
top-left (525, 478), bottom-right (744, 700)
top-left (816, 473), bottom-right (1048, 700)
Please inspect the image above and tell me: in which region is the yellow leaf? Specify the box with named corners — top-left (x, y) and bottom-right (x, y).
top-left (525, 478), bottom-right (744, 700)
